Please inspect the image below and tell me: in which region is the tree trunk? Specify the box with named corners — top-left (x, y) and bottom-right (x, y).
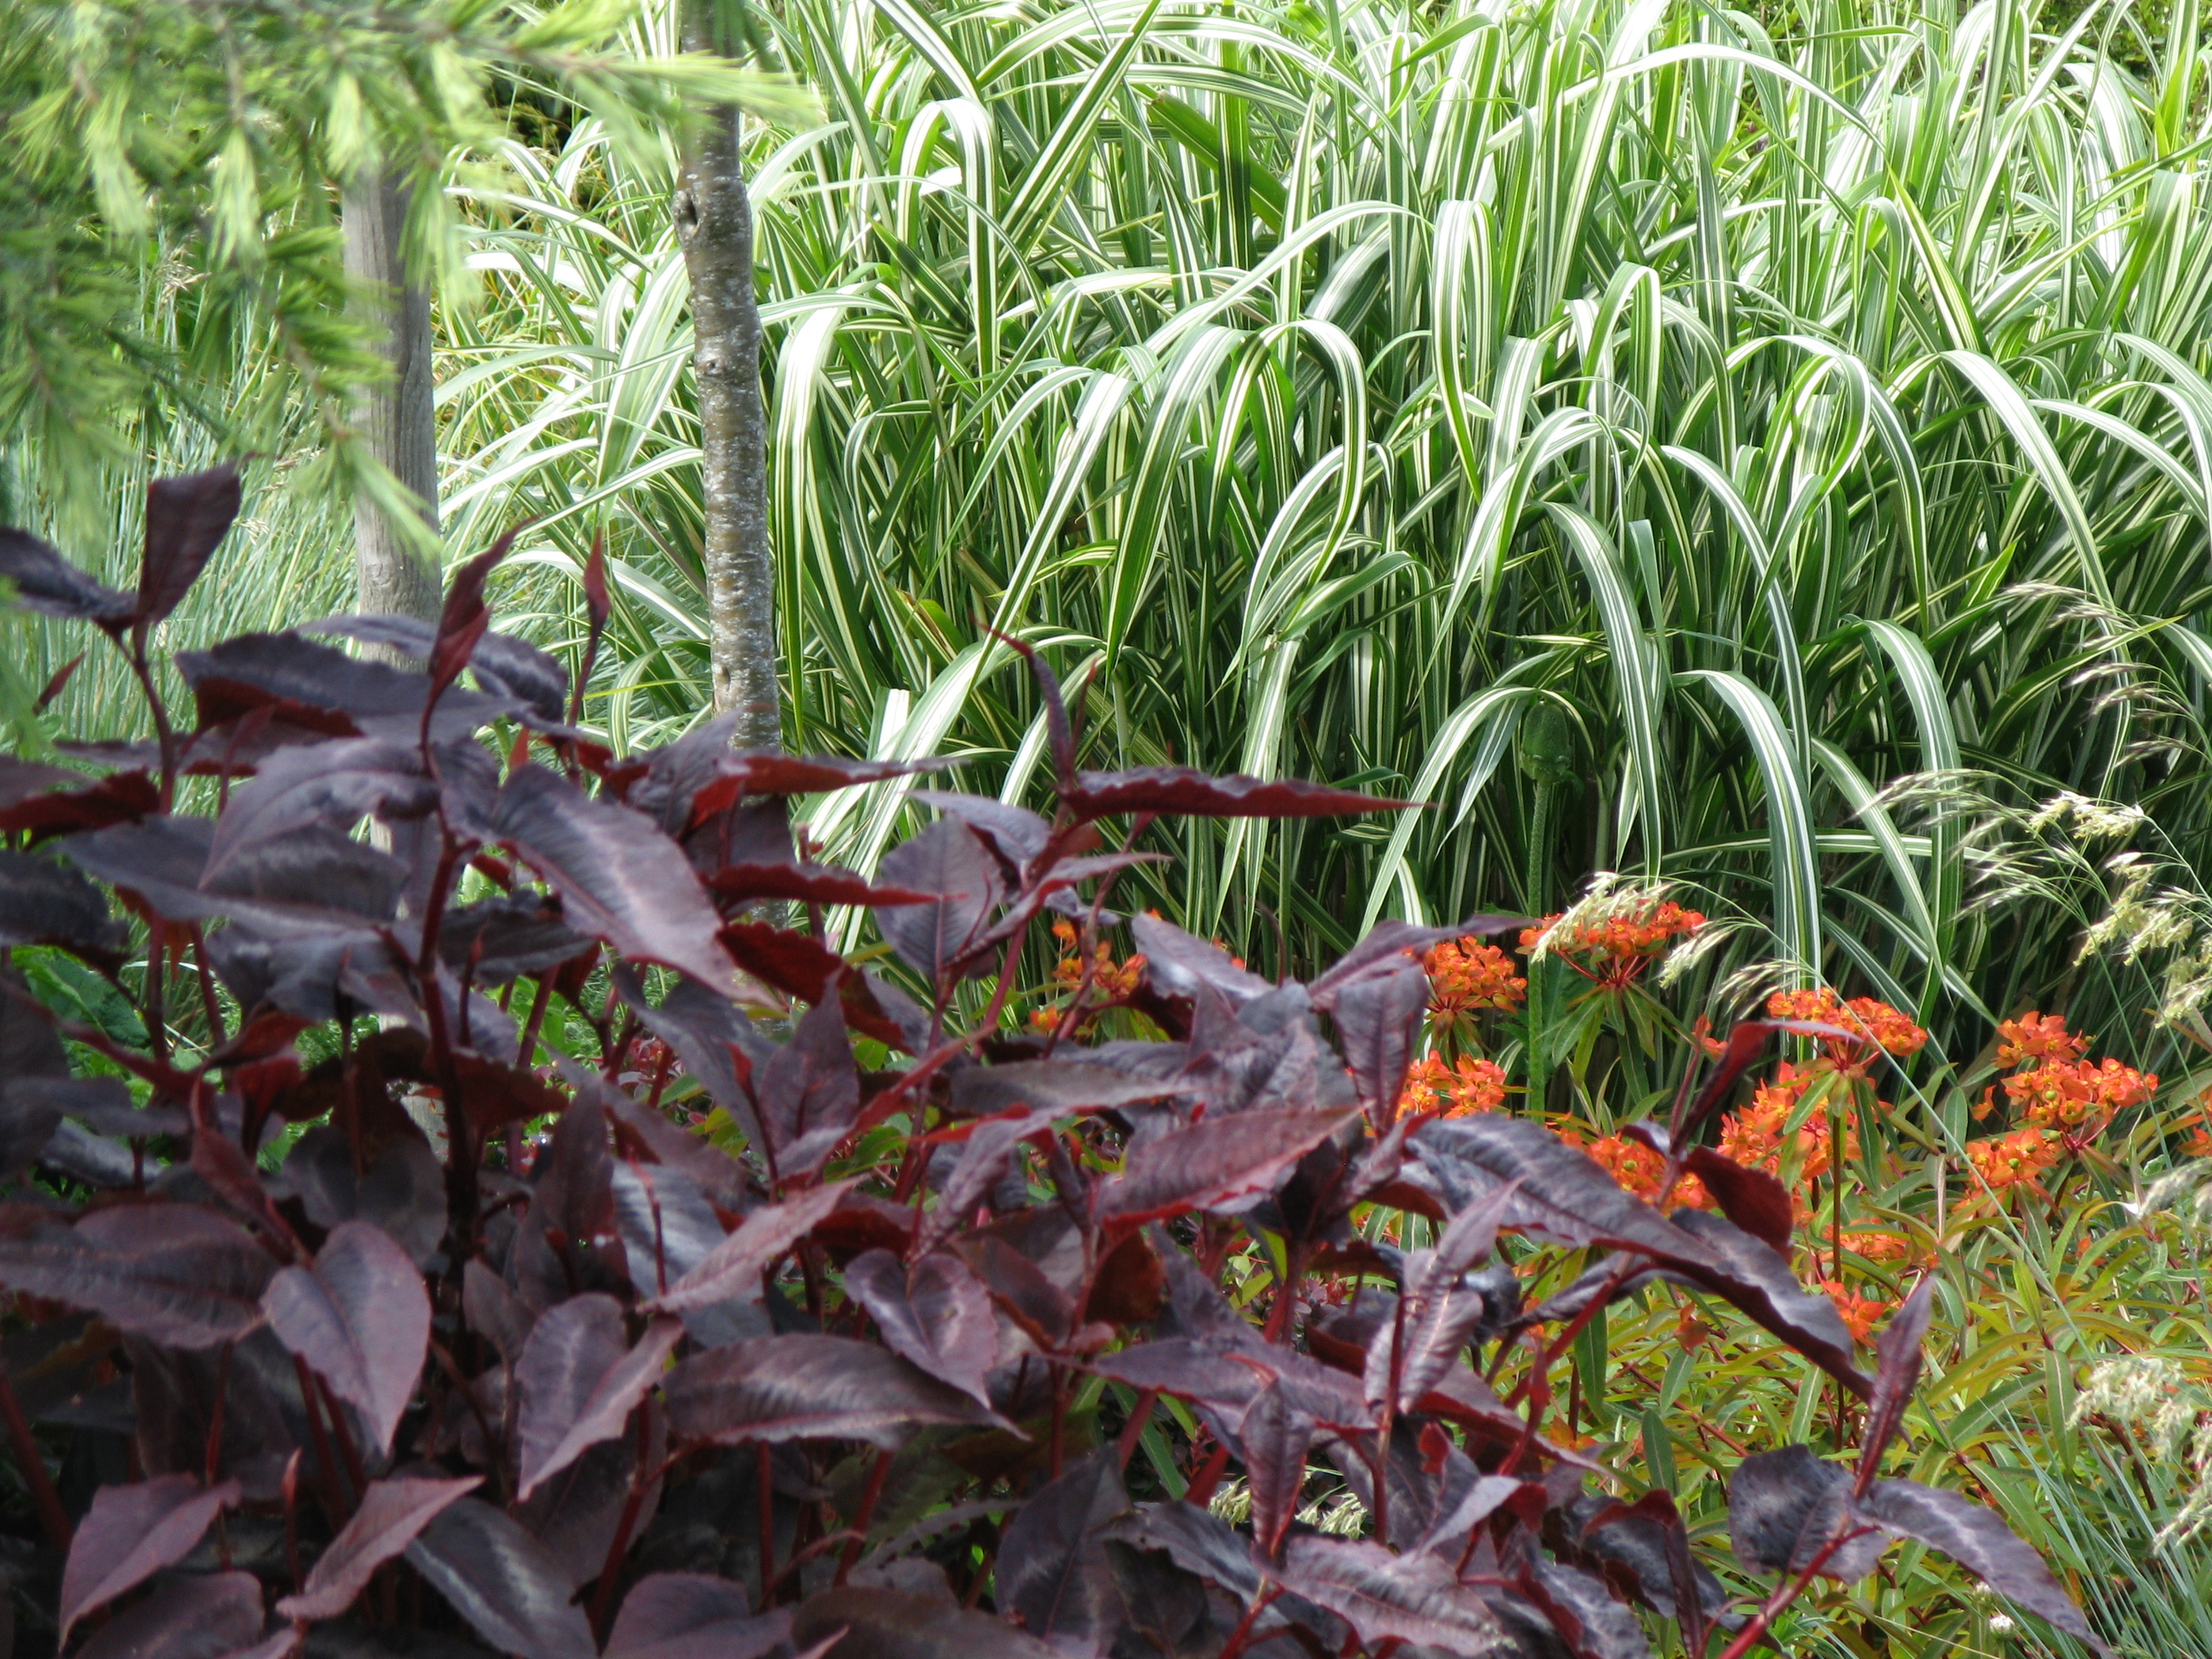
top-left (676, 3), bottom-right (783, 750)
top-left (342, 170), bottom-right (443, 623)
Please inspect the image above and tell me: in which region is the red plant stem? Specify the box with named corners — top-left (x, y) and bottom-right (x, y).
top-left (204, 1340), bottom-right (233, 1484)
top-left (1709, 1526), bottom-right (1878, 1659)
top-left (1214, 1585), bottom-right (1282, 1659)
top-left (316, 1371), bottom-right (370, 1507)
top-left (1186, 1442), bottom-right (1232, 1507)
top-left (588, 1414), bottom-right (653, 1636)
top-left (0, 1363), bottom-right (70, 1549)
top-left (1114, 1388), bottom-right (1161, 1472)
top-left (1048, 1363), bottom-right (1067, 1478)
top-left (293, 1355), bottom-right (350, 1525)
top-left (190, 927), bottom-right (226, 1045)
top-left (281, 1450), bottom-right (303, 1596)
top-left (757, 1442), bottom-right (779, 1608)
top-left (834, 1448), bottom-right (895, 1586)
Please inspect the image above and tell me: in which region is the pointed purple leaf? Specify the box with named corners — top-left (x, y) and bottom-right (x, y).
top-left (262, 1218), bottom-right (430, 1453)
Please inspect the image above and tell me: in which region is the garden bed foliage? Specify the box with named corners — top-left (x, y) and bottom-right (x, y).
top-left (0, 472), bottom-right (2107, 1658)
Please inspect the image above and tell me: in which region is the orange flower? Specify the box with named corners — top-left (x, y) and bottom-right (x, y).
top-left (1424, 938), bottom-right (1526, 1031)
top-left (1579, 1133), bottom-right (1713, 1210)
top-left (1520, 900), bottom-right (1704, 990)
top-left (2003, 1055), bottom-right (2155, 1132)
top-left (1765, 988), bottom-right (1927, 1076)
top-left (1965, 1127), bottom-right (2061, 1195)
top-left (1996, 1011), bottom-right (2089, 1070)
top-left (1397, 1053), bottom-right (1509, 1118)
top-left (1820, 1280), bottom-right (1891, 1345)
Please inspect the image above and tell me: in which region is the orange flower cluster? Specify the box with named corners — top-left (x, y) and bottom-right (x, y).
top-left (1995, 1011), bottom-right (2088, 1069)
top-left (1519, 900), bottom-right (1704, 990)
top-left (1398, 1053), bottom-right (1509, 1118)
top-left (1033, 922), bottom-right (1148, 1033)
top-left (1716, 1063), bottom-right (1859, 1188)
top-left (1424, 938), bottom-right (1525, 1033)
top-left (1765, 987), bottom-right (1928, 1077)
top-left (2002, 1052), bottom-right (2155, 1131)
top-left (1964, 1126), bottom-right (2062, 1195)
top-left (1820, 1280), bottom-right (1892, 1345)
top-left (1577, 1132), bottom-right (1712, 1211)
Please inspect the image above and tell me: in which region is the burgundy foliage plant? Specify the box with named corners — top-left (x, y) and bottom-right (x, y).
top-left (0, 469), bottom-right (2106, 1659)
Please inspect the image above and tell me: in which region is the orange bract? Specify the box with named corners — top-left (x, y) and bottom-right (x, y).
top-left (1423, 937), bottom-right (1526, 1027)
top-left (1996, 1010), bottom-right (2090, 1070)
top-left (1578, 1132), bottom-right (1712, 1210)
top-left (1398, 1052), bottom-right (1508, 1118)
top-left (1764, 987), bottom-right (1928, 1075)
top-left (1520, 899), bottom-right (1704, 990)
top-left (1965, 1126), bottom-right (2062, 1194)
top-left (1819, 1280), bottom-right (1892, 1345)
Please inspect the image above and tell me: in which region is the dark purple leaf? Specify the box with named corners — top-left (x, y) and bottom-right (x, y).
top-left (177, 631), bottom-right (511, 738)
top-left (1272, 1534), bottom-right (1505, 1656)
top-left (1860, 1479), bottom-right (2109, 1654)
top-left (440, 890), bottom-right (594, 984)
top-left (465, 1257), bottom-right (539, 1365)
top-left (1335, 952), bottom-right (1428, 1116)
top-left (1098, 1104), bottom-right (1360, 1228)
top-left (717, 919), bottom-right (849, 1005)
top-left (1090, 1337), bottom-right (1370, 1432)
top-left (58, 1473), bottom-right (241, 1641)
top-left (662, 1333), bottom-right (1003, 1447)
top-left (996, 1451), bottom-right (1129, 1641)
top-left (428, 537), bottom-right (516, 707)
top-left (0, 1202), bottom-right (273, 1347)
top-left (843, 1248), bottom-right (997, 1404)
top-left (1729, 1446), bottom-right (1883, 1581)
top-left (1102, 1502), bottom-right (1263, 1600)
top-left (759, 991), bottom-right (858, 1175)
top-left (687, 750), bottom-right (953, 816)
top-left (789, 1587), bottom-right (1059, 1659)
top-left (1665, 1211), bottom-right (1870, 1397)
top-left (493, 764), bottom-right (741, 995)
top-left (1860, 1277), bottom-right (1934, 1487)
top-left (709, 861), bottom-right (937, 908)
top-left (518, 1394), bottom-right (664, 1587)
top-left (140, 463), bottom-right (242, 626)
top-left (1413, 1116), bottom-right (1723, 1266)
top-left (0, 848), bottom-right (127, 962)
top-left (0, 526), bottom-right (135, 625)
top-left (912, 790), bottom-right (1050, 874)
top-left (0, 752), bottom-right (94, 806)
top-left (404, 1495), bottom-right (598, 1659)
top-left (1681, 1145), bottom-right (1794, 1254)
top-left (1130, 912), bottom-right (1271, 1004)
top-left (261, 1218), bottom-right (431, 1453)
top-left (1363, 1183), bottom-right (1518, 1413)
top-left (649, 1180), bottom-right (853, 1316)
top-left (1417, 1474), bottom-right (1527, 1554)
top-left (876, 819), bottom-right (1001, 982)
top-left (614, 967), bottom-right (772, 1145)
top-left (76, 1571), bottom-right (264, 1659)
top-left (1064, 767), bottom-right (1412, 820)
top-left (517, 1294), bottom-right (683, 1499)
top-left (0, 767), bottom-right (160, 840)
top-left (306, 611), bottom-right (568, 726)
top-left (600, 1079), bottom-right (758, 1214)
top-left (277, 1474), bottom-right (480, 1622)
top-left (1517, 1558), bottom-right (1653, 1659)
top-left (950, 1060), bottom-right (1187, 1119)
top-left (1554, 1491), bottom-right (1729, 1638)
top-left (915, 1115), bottom-right (1033, 1257)
top-left (1240, 1382), bottom-right (1310, 1555)
top-left (205, 737), bottom-right (435, 881)
top-left (607, 1577), bottom-right (791, 1659)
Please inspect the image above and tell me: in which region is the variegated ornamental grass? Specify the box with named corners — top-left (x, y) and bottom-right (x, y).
top-left (447, 0), bottom-right (2212, 1077)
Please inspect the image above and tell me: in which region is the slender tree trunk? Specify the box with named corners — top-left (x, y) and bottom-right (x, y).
top-left (343, 171), bottom-right (443, 623)
top-left (676, 1), bottom-right (783, 750)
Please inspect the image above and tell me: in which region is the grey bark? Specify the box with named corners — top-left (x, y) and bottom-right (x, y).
top-left (675, 2), bottom-right (784, 750)
top-left (342, 170), bottom-right (443, 624)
